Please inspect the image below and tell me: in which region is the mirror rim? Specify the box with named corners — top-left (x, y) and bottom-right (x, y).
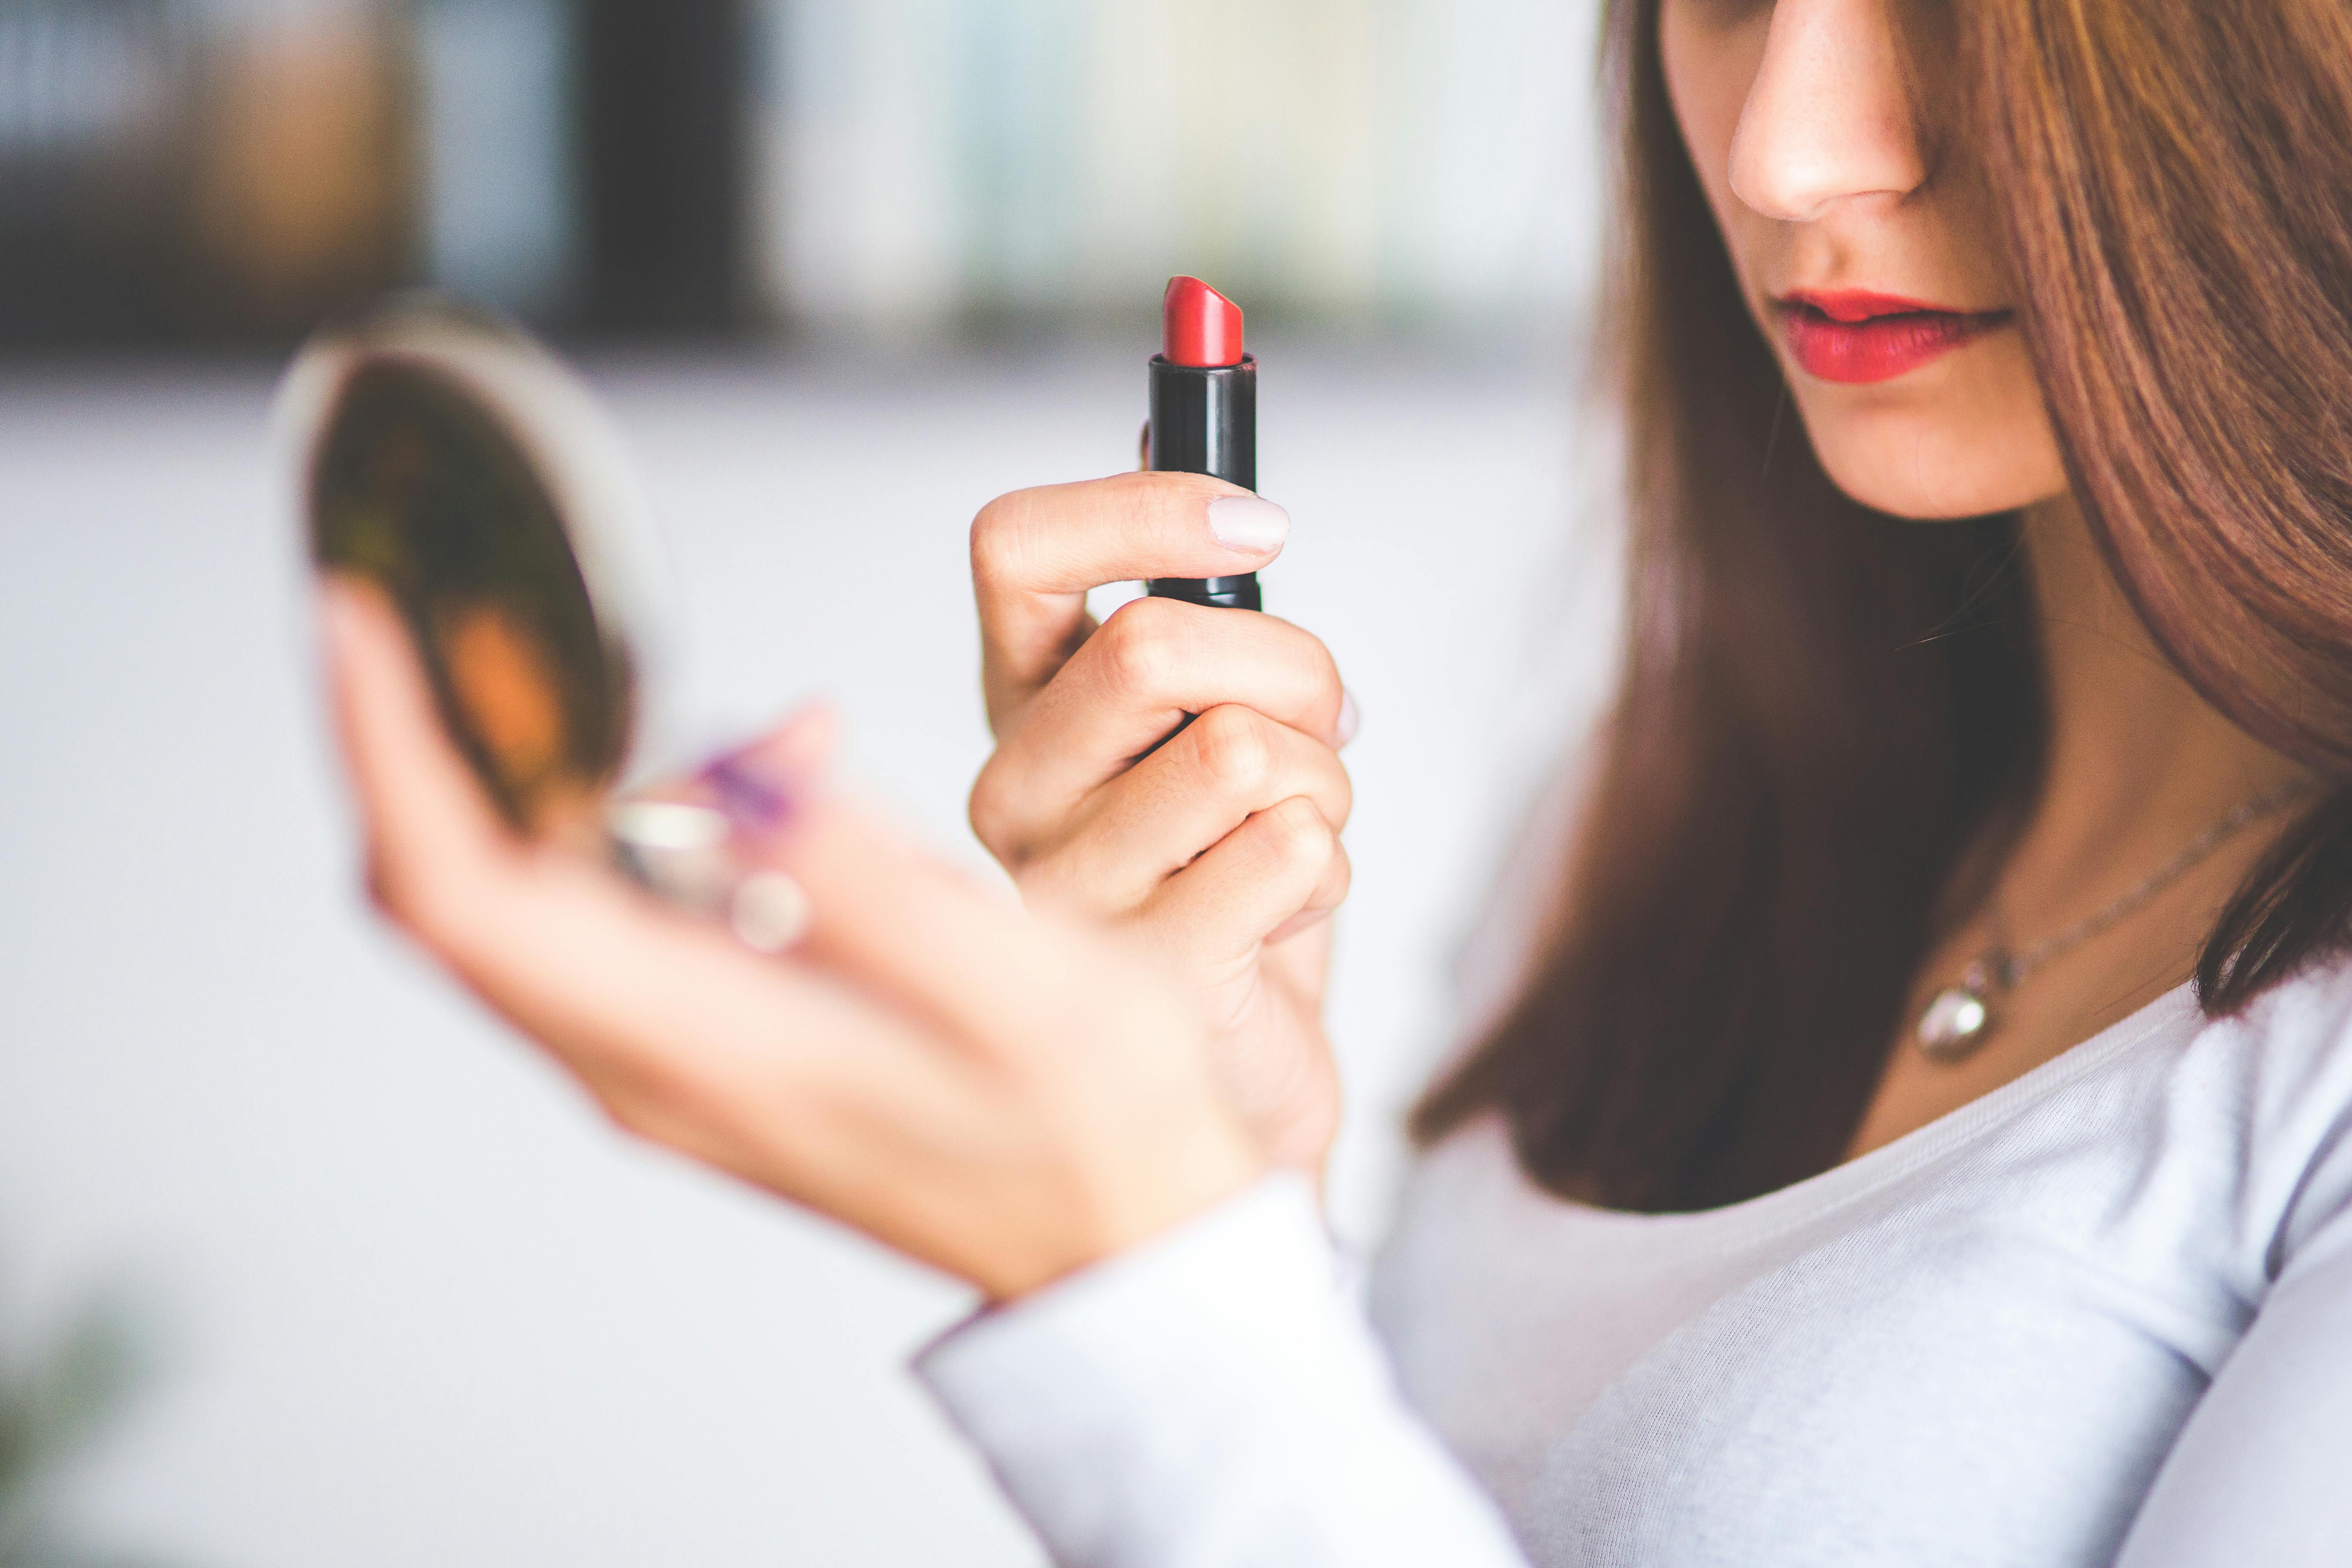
top-left (273, 295), bottom-right (678, 802)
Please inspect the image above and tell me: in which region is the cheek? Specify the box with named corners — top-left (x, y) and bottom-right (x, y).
top-left (1660, 0), bottom-right (1771, 271)
top-left (1791, 336), bottom-right (2072, 519)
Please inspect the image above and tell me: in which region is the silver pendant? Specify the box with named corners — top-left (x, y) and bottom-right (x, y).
top-left (1917, 981), bottom-right (1993, 1062)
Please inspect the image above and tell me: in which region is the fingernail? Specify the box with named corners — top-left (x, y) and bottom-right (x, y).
top-left (1206, 494), bottom-right (1289, 554)
top-left (1333, 688), bottom-right (1361, 749)
top-left (699, 750), bottom-right (798, 836)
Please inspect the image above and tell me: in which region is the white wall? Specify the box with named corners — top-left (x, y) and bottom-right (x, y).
top-left (0, 340), bottom-right (1614, 1564)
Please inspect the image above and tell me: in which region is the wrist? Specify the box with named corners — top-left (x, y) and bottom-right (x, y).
top-left (982, 1117), bottom-right (1266, 1303)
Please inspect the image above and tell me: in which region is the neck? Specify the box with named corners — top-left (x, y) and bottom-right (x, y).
top-left (2009, 495), bottom-right (2303, 897)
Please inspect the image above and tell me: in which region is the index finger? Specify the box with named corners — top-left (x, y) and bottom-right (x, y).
top-left (971, 471), bottom-right (1289, 730)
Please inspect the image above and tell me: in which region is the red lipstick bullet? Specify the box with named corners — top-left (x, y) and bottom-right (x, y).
top-left (1148, 275), bottom-right (1260, 611)
top-left (1162, 276), bottom-right (1246, 369)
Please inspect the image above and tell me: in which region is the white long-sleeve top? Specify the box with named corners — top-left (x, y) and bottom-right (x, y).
top-left (918, 961), bottom-right (2352, 1566)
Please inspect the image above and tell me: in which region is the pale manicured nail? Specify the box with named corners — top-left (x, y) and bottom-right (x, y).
top-left (1333, 688), bottom-right (1361, 749)
top-left (1206, 494), bottom-right (1290, 554)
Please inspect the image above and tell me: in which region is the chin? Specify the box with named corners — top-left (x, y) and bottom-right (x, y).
top-left (1802, 413), bottom-right (2066, 522)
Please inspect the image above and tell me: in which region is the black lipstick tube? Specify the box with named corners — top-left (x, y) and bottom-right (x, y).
top-left (1145, 354), bottom-right (1260, 611)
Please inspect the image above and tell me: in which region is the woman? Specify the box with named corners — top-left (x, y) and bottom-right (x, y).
top-left (321, 0), bottom-right (2352, 1561)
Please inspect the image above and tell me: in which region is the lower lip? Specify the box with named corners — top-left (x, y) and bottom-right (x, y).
top-left (1779, 306), bottom-right (2009, 384)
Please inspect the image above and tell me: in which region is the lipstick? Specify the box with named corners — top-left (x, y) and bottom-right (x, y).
top-left (1147, 276), bottom-right (1260, 611)
top-left (1774, 290), bottom-right (2011, 385)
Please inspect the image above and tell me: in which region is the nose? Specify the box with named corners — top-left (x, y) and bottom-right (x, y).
top-left (1727, 0), bottom-right (1928, 222)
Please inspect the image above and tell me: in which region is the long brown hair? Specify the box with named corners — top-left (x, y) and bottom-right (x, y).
top-left (1414, 0), bottom-right (2352, 1211)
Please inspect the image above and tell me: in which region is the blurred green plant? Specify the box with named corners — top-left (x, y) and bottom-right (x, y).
top-left (0, 1288), bottom-right (176, 1568)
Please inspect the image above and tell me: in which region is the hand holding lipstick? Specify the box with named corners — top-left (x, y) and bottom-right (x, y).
top-left (969, 471), bottom-right (1356, 1173)
top-left (962, 282), bottom-right (1354, 1173)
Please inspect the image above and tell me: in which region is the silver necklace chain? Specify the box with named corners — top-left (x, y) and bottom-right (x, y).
top-left (1915, 776), bottom-right (2318, 1061)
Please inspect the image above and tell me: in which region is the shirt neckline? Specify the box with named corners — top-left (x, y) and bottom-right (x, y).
top-left (1483, 979), bottom-right (2206, 1244)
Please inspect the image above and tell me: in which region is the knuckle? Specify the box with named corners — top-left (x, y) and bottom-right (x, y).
top-left (1263, 795), bottom-right (1336, 867)
top-left (1118, 467), bottom-right (1225, 528)
top-left (968, 490), bottom-right (1036, 586)
top-left (1281, 619), bottom-right (1341, 687)
top-left (1319, 837), bottom-right (1355, 903)
top-left (967, 756), bottom-right (1017, 858)
top-left (1316, 645), bottom-right (1347, 712)
top-left (1097, 596), bottom-right (1187, 697)
top-left (1265, 612), bottom-right (1343, 695)
top-left (363, 856), bottom-right (399, 920)
top-left (1291, 630), bottom-right (1348, 732)
top-left (590, 1054), bottom-right (704, 1144)
top-left (594, 1084), bottom-right (662, 1142)
top-left (1321, 758), bottom-right (1357, 830)
top-left (365, 845), bottom-right (447, 935)
top-left (1193, 704), bottom-right (1275, 796)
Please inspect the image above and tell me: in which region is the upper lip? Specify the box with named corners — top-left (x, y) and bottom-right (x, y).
top-left (1775, 288), bottom-right (2004, 322)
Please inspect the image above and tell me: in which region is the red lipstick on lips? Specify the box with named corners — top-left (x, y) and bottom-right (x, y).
top-left (1776, 289), bottom-right (2011, 384)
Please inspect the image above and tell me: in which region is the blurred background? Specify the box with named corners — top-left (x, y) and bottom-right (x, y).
top-left (1, 1), bottom-right (1616, 1562)
top-left (1, 0), bottom-right (1599, 347)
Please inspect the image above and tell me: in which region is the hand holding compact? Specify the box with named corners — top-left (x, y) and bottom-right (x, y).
top-left (968, 472), bottom-right (1356, 1172)
top-left (322, 579), bottom-right (1263, 1301)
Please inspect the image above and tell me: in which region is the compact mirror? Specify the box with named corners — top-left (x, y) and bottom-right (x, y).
top-left (279, 298), bottom-right (776, 928)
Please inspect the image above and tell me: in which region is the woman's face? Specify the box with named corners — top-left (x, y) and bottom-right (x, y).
top-left (1660, 0), bottom-right (2068, 519)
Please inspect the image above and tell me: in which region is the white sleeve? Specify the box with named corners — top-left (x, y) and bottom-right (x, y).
top-left (2115, 1140), bottom-right (2352, 1566)
top-left (915, 1173), bottom-right (1531, 1568)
